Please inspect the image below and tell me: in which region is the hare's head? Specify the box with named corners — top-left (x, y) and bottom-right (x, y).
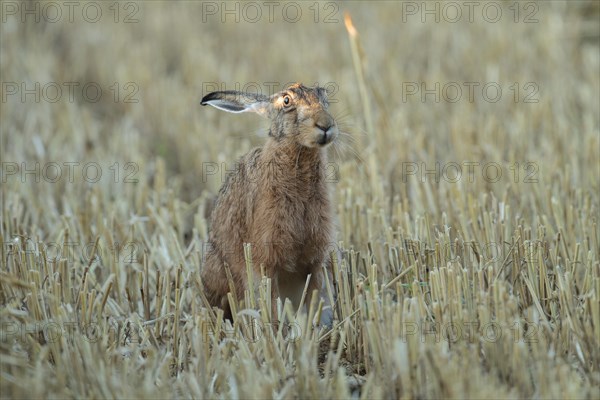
top-left (201, 83), bottom-right (338, 148)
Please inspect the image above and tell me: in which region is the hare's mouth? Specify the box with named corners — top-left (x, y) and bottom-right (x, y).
top-left (315, 125), bottom-right (337, 147)
top-left (317, 132), bottom-right (333, 146)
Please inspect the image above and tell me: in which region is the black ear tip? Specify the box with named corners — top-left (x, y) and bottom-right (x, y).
top-left (201, 92), bottom-right (220, 104)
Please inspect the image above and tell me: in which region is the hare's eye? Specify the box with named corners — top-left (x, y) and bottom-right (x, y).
top-left (282, 95), bottom-right (291, 106)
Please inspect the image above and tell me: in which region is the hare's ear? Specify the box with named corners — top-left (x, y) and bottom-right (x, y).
top-left (201, 91), bottom-right (271, 117)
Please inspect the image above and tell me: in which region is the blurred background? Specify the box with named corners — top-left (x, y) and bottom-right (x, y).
top-left (2, 1), bottom-right (598, 221)
top-left (1, 0), bottom-right (599, 272)
top-left (1, 1), bottom-right (599, 398)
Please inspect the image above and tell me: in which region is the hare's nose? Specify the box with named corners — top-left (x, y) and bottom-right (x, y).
top-left (316, 123), bottom-right (332, 133)
top-left (317, 132), bottom-right (328, 145)
top-left (316, 124), bottom-right (333, 145)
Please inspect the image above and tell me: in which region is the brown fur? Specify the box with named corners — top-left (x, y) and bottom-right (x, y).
top-left (200, 83), bottom-right (338, 322)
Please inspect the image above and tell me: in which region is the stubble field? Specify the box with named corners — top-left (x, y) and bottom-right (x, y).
top-left (1, 1), bottom-right (599, 398)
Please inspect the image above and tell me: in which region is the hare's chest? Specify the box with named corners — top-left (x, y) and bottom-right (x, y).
top-left (298, 196), bottom-right (333, 248)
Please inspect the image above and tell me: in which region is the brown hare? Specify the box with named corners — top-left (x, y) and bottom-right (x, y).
top-left (200, 83), bottom-right (338, 326)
